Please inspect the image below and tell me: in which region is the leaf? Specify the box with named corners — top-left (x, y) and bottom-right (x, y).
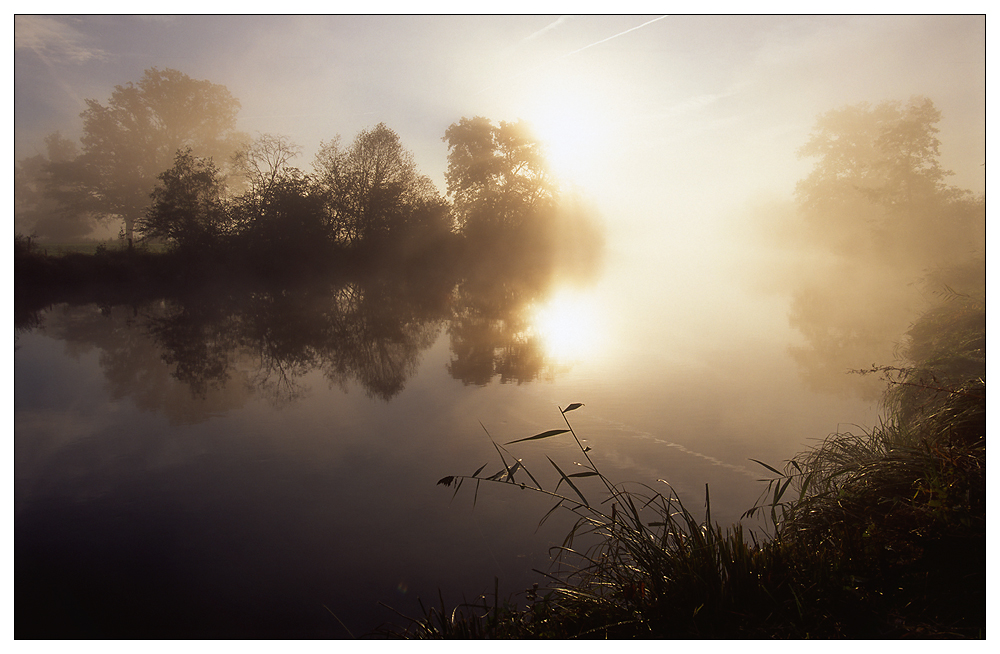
top-left (471, 463), bottom-right (488, 478)
top-left (437, 476), bottom-right (455, 487)
top-left (486, 468), bottom-right (506, 481)
top-left (520, 462), bottom-right (542, 490)
top-left (562, 403), bottom-right (585, 413)
top-left (537, 500), bottom-right (564, 529)
top-left (774, 476), bottom-right (794, 505)
top-left (749, 458), bottom-right (784, 476)
top-left (506, 460), bottom-right (522, 482)
top-left (491, 440), bottom-right (514, 480)
top-left (504, 429), bottom-right (570, 445)
top-left (567, 471), bottom-right (599, 479)
top-left (548, 456), bottom-right (588, 506)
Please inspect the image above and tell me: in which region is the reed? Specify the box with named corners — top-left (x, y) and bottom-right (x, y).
top-left (378, 290), bottom-right (984, 638)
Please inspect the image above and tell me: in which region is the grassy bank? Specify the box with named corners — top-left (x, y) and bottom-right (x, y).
top-left (380, 291), bottom-right (985, 639)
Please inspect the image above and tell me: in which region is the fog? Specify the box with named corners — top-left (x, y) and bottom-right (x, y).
top-left (16, 16), bottom-right (984, 315)
top-left (13, 14), bottom-right (986, 637)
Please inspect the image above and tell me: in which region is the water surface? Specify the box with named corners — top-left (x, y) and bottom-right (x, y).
top-left (15, 254), bottom-right (878, 637)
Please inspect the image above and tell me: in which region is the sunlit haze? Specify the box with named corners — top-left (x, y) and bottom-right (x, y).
top-left (14, 14), bottom-right (986, 638)
top-left (531, 288), bottom-right (608, 364)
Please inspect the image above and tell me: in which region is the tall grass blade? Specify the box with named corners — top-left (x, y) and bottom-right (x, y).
top-left (505, 460), bottom-right (521, 482)
top-left (505, 429), bottom-right (570, 445)
top-left (548, 456), bottom-right (588, 506)
top-left (749, 458), bottom-right (784, 476)
top-left (704, 483), bottom-right (711, 527)
top-left (537, 499), bottom-right (564, 529)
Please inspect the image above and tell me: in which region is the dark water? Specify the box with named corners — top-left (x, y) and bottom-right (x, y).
top-left (14, 264), bottom-right (878, 638)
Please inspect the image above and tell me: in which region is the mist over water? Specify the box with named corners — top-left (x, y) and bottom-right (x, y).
top-left (14, 15), bottom-right (984, 637)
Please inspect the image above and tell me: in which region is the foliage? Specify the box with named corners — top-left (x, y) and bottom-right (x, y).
top-left (784, 96), bottom-right (984, 399)
top-left (44, 68), bottom-right (244, 245)
top-left (14, 132), bottom-right (91, 241)
top-left (443, 116), bottom-right (555, 236)
top-left (232, 133), bottom-right (302, 201)
top-left (313, 123), bottom-right (453, 250)
top-left (795, 94), bottom-right (984, 272)
top-left (379, 287), bottom-right (985, 638)
top-left (18, 77), bottom-right (590, 279)
top-left (138, 148), bottom-right (230, 252)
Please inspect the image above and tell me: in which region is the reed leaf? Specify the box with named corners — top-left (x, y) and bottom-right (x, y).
top-left (548, 456), bottom-right (588, 506)
top-left (505, 429), bottom-right (570, 445)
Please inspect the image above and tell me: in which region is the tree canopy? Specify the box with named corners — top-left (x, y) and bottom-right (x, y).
top-left (795, 96), bottom-right (982, 267)
top-left (16, 68), bottom-right (603, 285)
top-left (138, 148), bottom-right (229, 252)
top-left (14, 132), bottom-right (89, 240)
top-left (47, 68), bottom-right (244, 245)
top-left (313, 122), bottom-right (452, 248)
top-left (443, 117), bottom-right (555, 234)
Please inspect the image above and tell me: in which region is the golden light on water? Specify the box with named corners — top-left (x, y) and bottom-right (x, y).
top-left (531, 289), bottom-right (607, 364)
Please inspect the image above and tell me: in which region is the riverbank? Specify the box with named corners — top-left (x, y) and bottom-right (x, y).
top-left (380, 290), bottom-right (985, 639)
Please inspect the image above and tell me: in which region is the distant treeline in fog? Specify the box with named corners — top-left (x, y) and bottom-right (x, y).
top-left (14, 68), bottom-right (604, 281)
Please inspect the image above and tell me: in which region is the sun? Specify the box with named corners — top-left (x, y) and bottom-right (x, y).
top-left (531, 289), bottom-right (606, 364)
top-left (526, 80), bottom-right (612, 187)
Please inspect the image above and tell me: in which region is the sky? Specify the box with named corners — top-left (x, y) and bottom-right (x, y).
top-left (14, 14), bottom-right (986, 193)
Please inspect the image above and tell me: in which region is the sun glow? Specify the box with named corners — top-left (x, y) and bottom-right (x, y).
top-left (526, 79), bottom-right (614, 187)
top-left (531, 289), bottom-right (606, 364)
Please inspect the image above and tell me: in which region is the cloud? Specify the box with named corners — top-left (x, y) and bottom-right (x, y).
top-left (14, 15), bottom-right (109, 64)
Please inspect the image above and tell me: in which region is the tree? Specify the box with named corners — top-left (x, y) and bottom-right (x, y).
top-left (229, 133), bottom-right (304, 231)
top-left (232, 133), bottom-right (302, 201)
top-left (313, 123), bottom-right (451, 247)
top-left (785, 96), bottom-right (985, 398)
top-left (47, 68), bottom-right (243, 246)
top-left (137, 148), bottom-right (229, 252)
top-left (14, 132), bottom-right (91, 240)
top-left (227, 133), bottom-right (331, 270)
top-left (443, 116), bottom-right (555, 234)
top-left (795, 96), bottom-right (982, 267)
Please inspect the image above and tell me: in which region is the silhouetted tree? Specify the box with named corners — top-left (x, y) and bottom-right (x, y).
top-left (223, 133), bottom-right (329, 272)
top-left (46, 68), bottom-right (244, 246)
top-left (231, 133), bottom-right (302, 211)
top-left (138, 148), bottom-right (230, 252)
top-left (796, 96), bottom-right (983, 267)
top-left (314, 123), bottom-right (452, 249)
top-left (443, 116), bottom-right (555, 236)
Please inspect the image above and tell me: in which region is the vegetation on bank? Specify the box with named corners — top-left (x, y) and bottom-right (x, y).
top-left (377, 276), bottom-right (985, 639)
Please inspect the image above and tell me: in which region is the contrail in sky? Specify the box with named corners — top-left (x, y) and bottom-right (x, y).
top-left (475, 15), bottom-right (669, 95)
top-left (562, 14), bottom-right (669, 57)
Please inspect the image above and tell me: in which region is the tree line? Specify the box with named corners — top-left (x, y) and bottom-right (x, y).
top-left (15, 68), bottom-right (603, 278)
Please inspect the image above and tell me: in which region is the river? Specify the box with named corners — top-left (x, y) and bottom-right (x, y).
top-left (14, 237), bottom-right (883, 638)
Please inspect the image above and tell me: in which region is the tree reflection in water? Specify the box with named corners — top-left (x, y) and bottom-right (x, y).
top-left (22, 260), bottom-right (595, 414)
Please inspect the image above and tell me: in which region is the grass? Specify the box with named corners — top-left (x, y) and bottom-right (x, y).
top-left (377, 289), bottom-right (985, 639)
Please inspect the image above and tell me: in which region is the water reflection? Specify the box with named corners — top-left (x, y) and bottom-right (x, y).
top-left (18, 263), bottom-right (603, 414)
top-left (448, 268), bottom-right (555, 386)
